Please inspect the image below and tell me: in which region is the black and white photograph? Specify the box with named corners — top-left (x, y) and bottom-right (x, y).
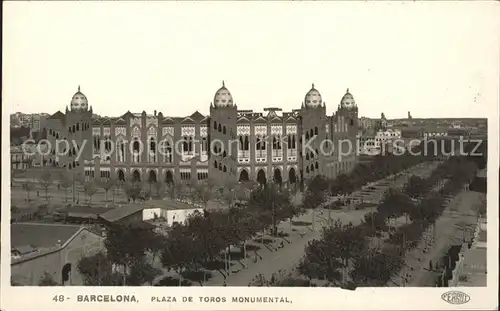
top-left (1, 1), bottom-right (498, 310)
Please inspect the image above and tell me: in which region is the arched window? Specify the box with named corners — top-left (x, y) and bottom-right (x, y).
top-left (219, 163), bottom-right (222, 171)
top-left (218, 124), bottom-right (222, 132)
top-left (76, 123), bottom-right (80, 131)
top-left (223, 126), bottom-right (226, 134)
top-left (223, 150), bottom-right (227, 158)
top-left (256, 135), bottom-right (261, 150)
top-left (310, 129), bottom-right (313, 138)
top-left (223, 165), bottom-right (227, 172)
top-left (310, 164), bottom-right (314, 171)
top-left (315, 162), bottom-right (319, 169)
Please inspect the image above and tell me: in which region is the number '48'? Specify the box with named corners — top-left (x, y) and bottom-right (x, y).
top-left (53, 295), bottom-right (65, 302)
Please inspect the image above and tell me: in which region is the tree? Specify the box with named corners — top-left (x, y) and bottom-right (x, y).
top-left (378, 188), bottom-right (414, 230)
top-left (161, 223), bottom-right (200, 286)
top-left (154, 181), bottom-right (165, 199)
top-left (59, 173), bottom-right (72, 203)
top-left (100, 178), bottom-right (116, 202)
top-left (40, 171), bottom-right (53, 201)
top-left (77, 252), bottom-right (122, 286)
top-left (23, 183), bottom-right (35, 203)
top-left (83, 180), bottom-right (98, 204)
top-left (195, 183), bottom-right (213, 211)
top-left (351, 248), bottom-right (404, 286)
top-left (403, 175), bottom-right (427, 200)
top-left (104, 224), bottom-right (162, 285)
top-left (298, 220), bottom-right (366, 285)
top-left (336, 174), bottom-right (355, 207)
top-left (127, 259), bottom-right (161, 286)
top-left (124, 181), bottom-right (142, 203)
top-left (249, 183), bottom-right (294, 236)
top-left (38, 272), bottom-right (58, 286)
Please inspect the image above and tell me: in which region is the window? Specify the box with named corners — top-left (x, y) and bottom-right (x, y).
top-left (214, 121), bottom-right (217, 129)
top-left (223, 165), bottom-right (227, 172)
top-left (214, 161), bottom-right (218, 168)
top-left (315, 162), bottom-right (319, 169)
top-left (314, 127), bottom-right (318, 135)
top-left (76, 123), bottom-right (79, 131)
top-left (218, 124), bottom-right (222, 132)
top-left (223, 126), bottom-right (226, 134)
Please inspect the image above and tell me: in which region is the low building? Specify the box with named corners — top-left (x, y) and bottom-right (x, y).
top-left (140, 199), bottom-right (204, 225)
top-left (53, 206), bottom-right (111, 224)
top-left (11, 223), bottom-right (105, 285)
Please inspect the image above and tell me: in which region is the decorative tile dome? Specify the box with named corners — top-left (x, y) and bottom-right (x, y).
top-left (70, 86), bottom-right (88, 112)
top-left (213, 81), bottom-right (234, 108)
top-left (304, 84), bottom-right (323, 108)
top-left (340, 88), bottom-right (356, 109)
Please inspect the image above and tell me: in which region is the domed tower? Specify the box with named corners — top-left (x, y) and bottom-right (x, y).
top-left (70, 86), bottom-right (89, 112)
top-left (65, 86), bottom-right (93, 173)
top-left (209, 81), bottom-right (238, 184)
top-left (298, 84), bottom-right (327, 186)
top-left (334, 88), bottom-right (359, 173)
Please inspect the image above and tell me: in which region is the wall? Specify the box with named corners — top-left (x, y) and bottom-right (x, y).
top-left (165, 208), bottom-right (204, 225)
top-left (142, 208), bottom-right (162, 221)
top-left (11, 229), bottom-right (105, 285)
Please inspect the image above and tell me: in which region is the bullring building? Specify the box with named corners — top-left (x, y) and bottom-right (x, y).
top-left (43, 82), bottom-right (359, 187)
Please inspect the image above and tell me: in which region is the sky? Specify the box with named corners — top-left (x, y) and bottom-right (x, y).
top-left (3, 1), bottom-right (499, 119)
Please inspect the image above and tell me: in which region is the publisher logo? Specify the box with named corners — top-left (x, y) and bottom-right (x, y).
top-left (441, 291), bottom-right (470, 305)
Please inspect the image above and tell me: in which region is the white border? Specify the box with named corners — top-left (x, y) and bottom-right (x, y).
top-left (1, 3), bottom-right (499, 311)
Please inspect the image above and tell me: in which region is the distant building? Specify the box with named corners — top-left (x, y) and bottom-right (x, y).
top-left (11, 146), bottom-right (34, 172)
top-left (11, 223), bottom-right (105, 285)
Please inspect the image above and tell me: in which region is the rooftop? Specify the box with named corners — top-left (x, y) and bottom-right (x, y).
top-left (11, 223), bottom-right (82, 249)
top-left (99, 204), bottom-right (145, 223)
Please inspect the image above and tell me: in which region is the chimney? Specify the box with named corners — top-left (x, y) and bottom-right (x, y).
top-left (154, 110), bottom-right (157, 117)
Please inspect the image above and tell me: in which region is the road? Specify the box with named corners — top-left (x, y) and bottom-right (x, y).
top-left (404, 190), bottom-right (482, 287)
top-left (203, 161), bottom-right (441, 286)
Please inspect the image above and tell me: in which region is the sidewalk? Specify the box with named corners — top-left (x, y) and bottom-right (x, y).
top-left (405, 191), bottom-right (481, 287)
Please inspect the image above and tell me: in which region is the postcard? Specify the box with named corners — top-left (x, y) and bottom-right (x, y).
top-left (1, 1), bottom-right (498, 310)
